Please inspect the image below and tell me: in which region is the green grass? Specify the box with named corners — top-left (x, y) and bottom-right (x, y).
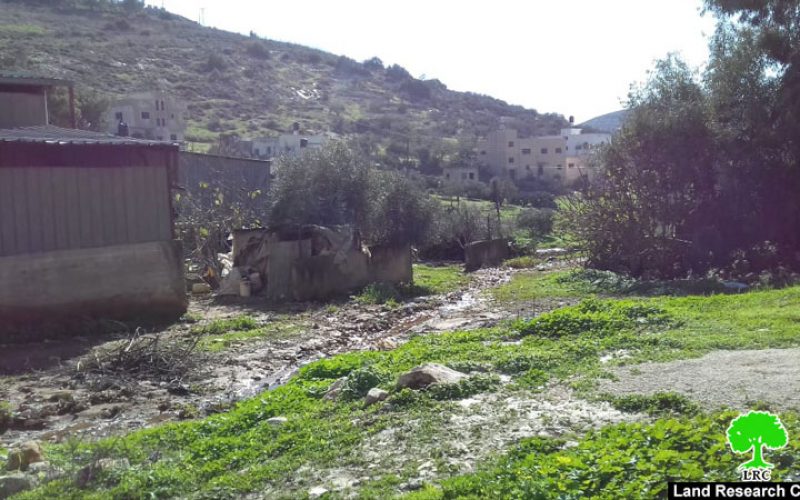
top-left (190, 315), bottom-right (303, 352)
top-left (492, 268), bottom-right (729, 305)
top-left (408, 411), bottom-right (800, 499)
top-left (504, 255), bottom-right (540, 269)
top-left (353, 264), bottom-right (468, 306)
top-left (0, 24), bottom-right (47, 36)
top-left (17, 281), bottom-right (800, 498)
top-left (413, 263), bottom-right (468, 295)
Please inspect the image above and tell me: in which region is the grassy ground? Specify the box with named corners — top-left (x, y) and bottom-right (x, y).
top-left (15, 271), bottom-right (800, 498)
top-left (354, 264), bottom-right (468, 306)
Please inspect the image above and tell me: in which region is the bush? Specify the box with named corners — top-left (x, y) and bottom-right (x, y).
top-left (516, 208), bottom-right (554, 238)
top-left (339, 366), bottom-right (391, 401)
top-left (203, 53), bottom-right (227, 71)
top-left (244, 41), bottom-right (270, 59)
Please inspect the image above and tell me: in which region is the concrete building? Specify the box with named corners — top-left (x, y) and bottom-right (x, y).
top-left (442, 164), bottom-right (479, 189)
top-left (250, 131), bottom-right (327, 161)
top-left (0, 73), bottom-right (75, 129)
top-left (476, 125), bottom-right (611, 185)
top-left (106, 91), bottom-right (187, 142)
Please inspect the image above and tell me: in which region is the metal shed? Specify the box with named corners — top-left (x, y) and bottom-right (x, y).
top-left (0, 126), bottom-right (187, 337)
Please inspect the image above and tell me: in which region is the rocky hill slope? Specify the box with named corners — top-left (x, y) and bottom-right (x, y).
top-left (0, 1), bottom-right (567, 165)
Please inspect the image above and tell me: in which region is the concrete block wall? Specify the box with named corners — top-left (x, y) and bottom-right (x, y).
top-left (0, 240), bottom-right (187, 339)
top-left (464, 239), bottom-right (510, 272)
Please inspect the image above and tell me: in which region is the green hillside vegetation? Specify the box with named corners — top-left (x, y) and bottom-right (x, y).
top-left (0, 0), bottom-right (567, 166)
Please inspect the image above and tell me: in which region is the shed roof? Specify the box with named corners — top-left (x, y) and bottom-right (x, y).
top-left (0, 126), bottom-right (177, 147)
top-left (0, 71), bottom-right (73, 87)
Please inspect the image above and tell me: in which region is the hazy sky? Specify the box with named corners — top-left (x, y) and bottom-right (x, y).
top-left (146, 0), bottom-right (717, 122)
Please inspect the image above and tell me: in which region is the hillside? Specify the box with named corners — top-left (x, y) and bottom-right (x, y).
top-left (0, 1), bottom-right (567, 165)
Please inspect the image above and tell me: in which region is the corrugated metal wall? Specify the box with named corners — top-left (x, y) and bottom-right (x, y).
top-left (0, 165), bottom-right (172, 257)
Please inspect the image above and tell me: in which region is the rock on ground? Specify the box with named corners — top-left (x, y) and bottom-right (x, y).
top-left (6, 441), bottom-right (44, 471)
top-left (396, 364), bottom-right (466, 390)
top-left (0, 473), bottom-right (35, 498)
top-left (364, 388), bottom-right (389, 406)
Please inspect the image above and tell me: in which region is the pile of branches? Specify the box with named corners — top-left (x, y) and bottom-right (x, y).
top-left (79, 328), bottom-right (203, 383)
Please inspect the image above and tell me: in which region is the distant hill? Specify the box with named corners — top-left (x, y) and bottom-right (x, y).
top-left (0, 0), bottom-right (568, 169)
top-left (579, 110), bottom-right (629, 134)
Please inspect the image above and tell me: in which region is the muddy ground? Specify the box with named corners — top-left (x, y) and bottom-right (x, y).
top-left (0, 265), bottom-right (573, 449)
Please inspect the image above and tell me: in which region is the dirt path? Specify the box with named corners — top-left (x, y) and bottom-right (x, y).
top-left (0, 267), bottom-right (537, 448)
top-left (598, 348), bottom-right (800, 411)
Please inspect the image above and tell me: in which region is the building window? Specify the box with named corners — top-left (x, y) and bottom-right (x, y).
top-left (537, 165), bottom-right (544, 176)
top-left (160, 100), bottom-right (165, 111)
top-left (576, 145), bottom-right (582, 151)
top-left (508, 157), bottom-right (514, 163)
top-left (114, 111), bottom-right (123, 121)
top-left (508, 141), bottom-right (514, 147)
top-left (141, 111), bottom-right (150, 120)
top-left (569, 163), bottom-right (575, 168)
top-left (555, 147), bottom-right (562, 154)
top-left (540, 148), bottom-right (548, 154)
top-left (522, 148), bottom-right (531, 155)
top-left (509, 169), bottom-right (516, 179)
top-left (446, 173), bottom-right (450, 179)
top-left (170, 134), bottom-right (177, 141)
top-left (480, 150), bottom-right (486, 155)
top-left (155, 100), bottom-right (159, 109)
top-left (557, 165), bottom-right (563, 170)
top-left (469, 172), bottom-right (475, 180)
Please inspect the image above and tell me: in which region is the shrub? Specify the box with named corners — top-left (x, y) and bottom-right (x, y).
top-left (339, 366), bottom-right (391, 401)
top-left (516, 208), bottom-right (555, 238)
top-left (244, 41), bottom-right (270, 59)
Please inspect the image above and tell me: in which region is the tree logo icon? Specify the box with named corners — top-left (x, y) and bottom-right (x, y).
top-left (727, 411), bottom-right (788, 472)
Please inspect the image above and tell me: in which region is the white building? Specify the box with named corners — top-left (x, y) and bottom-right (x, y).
top-left (476, 126), bottom-right (611, 185)
top-left (106, 91), bottom-right (187, 142)
top-left (250, 132), bottom-right (327, 160)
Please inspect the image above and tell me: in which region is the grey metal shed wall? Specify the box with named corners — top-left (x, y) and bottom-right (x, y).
top-left (178, 152), bottom-right (271, 207)
top-left (0, 165), bottom-right (172, 257)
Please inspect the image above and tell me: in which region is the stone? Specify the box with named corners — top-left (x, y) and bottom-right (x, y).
top-left (364, 388), bottom-right (389, 406)
top-left (396, 364), bottom-right (466, 390)
top-left (0, 473), bottom-right (35, 498)
top-left (308, 486), bottom-right (329, 498)
top-left (6, 441), bottom-right (44, 471)
top-left (323, 377), bottom-right (346, 401)
top-left (26, 461), bottom-right (64, 481)
top-left (266, 416), bottom-right (287, 427)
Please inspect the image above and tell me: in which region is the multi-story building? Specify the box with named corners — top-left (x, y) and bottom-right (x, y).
top-left (475, 125), bottom-right (611, 185)
top-left (250, 131), bottom-right (327, 161)
top-left (106, 91), bottom-right (186, 142)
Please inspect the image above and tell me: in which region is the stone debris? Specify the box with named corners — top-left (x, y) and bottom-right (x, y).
top-left (308, 486), bottom-right (329, 498)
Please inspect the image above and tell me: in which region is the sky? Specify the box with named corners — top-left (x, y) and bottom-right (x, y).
top-left (145, 0), bottom-right (717, 122)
